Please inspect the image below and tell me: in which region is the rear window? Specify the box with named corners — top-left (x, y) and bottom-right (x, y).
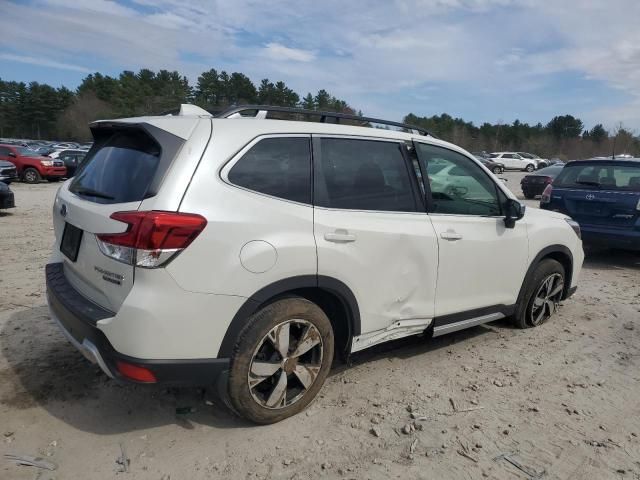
top-left (554, 163), bottom-right (640, 191)
top-left (69, 130), bottom-right (161, 204)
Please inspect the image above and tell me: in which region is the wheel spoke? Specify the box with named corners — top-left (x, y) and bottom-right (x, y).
top-left (534, 303), bottom-right (546, 324)
top-left (265, 371), bottom-right (288, 408)
top-left (533, 296), bottom-right (545, 308)
top-left (549, 280), bottom-right (564, 298)
top-left (545, 299), bottom-right (556, 315)
top-left (291, 326), bottom-right (321, 358)
top-left (249, 361), bottom-right (281, 388)
top-left (268, 323), bottom-right (290, 358)
top-left (294, 364), bottom-right (320, 389)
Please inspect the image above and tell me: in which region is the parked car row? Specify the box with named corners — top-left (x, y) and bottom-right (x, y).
top-left (0, 143), bottom-right (87, 183)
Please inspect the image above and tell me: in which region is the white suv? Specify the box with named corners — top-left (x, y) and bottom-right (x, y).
top-left (490, 152), bottom-right (539, 171)
top-left (47, 105), bottom-right (583, 423)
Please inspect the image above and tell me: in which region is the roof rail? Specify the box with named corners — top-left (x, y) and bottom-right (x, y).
top-left (215, 105), bottom-right (437, 138)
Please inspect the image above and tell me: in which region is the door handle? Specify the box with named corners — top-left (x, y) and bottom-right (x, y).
top-left (440, 231), bottom-right (463, 241)
top-left (324, 229), bottom-right (356, 243)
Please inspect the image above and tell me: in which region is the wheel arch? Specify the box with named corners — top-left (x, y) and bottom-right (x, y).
top-left (517, 245), bottom-right (574, 306)
top-left (217, 275), bottom-right (360, 359)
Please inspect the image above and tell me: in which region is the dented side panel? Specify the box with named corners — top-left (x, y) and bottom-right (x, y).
top-left (313, 207), bottom-right (438, 335)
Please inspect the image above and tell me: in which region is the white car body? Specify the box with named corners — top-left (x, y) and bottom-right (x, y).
top-left (490, 152), bottom-right (539, 171)
top-left (46, 105), bottom-right (583, 420)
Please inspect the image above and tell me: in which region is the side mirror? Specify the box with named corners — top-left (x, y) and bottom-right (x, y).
top-left (504, 198), bottom-right (525, 229)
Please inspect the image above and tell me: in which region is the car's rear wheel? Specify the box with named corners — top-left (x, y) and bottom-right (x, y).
top-left (514, 259), bottom-right (565, 328)
top-left (23, 168), bottom-right (41, 184)
top-left (525, 164), bottom-right (535, 172)
top-left (492, 166), bottom-right (503, 174)
top-left (227, 298), bottom-right (334, 424)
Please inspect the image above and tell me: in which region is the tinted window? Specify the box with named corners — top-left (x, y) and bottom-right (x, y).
top-left (315, 138), bottom-right (416, 212)
top-left (0, 147), bottom-right (9, 156)
top-left (415, 143), bottom-right (501, 216)
top-left (502, 154), bottom-right (515, 159)
top-left (554, 163), bottom-right (640, 191)
top-left (228, 137), bottom-right (311, 204)
top-left (69, 130), bottom-right (160, 204)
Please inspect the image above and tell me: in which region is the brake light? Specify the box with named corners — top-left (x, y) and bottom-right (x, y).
top-left (96, 211), bottom-right (207, 268)
top-left (540, 184), bottom-right (553, 204)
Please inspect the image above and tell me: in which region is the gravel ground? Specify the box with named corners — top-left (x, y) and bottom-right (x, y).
top-left (1, 175), bottom-right (639, 480)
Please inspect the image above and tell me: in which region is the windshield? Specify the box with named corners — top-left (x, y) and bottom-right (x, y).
top-left (554, 163), bottom-right (640, 191)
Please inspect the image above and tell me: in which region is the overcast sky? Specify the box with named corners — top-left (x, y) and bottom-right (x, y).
top-left (1, 0), bottom-right (640, 130)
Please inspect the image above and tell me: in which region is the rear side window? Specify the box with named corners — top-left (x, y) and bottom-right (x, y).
top-left (315, 138), bottom-right (417, 212)
top-left (554, 163), bottom-right (640, 191)
top-left (228, 137), bottom-right (311, 204)
top-left (69, 130), bottom-right (160, 204)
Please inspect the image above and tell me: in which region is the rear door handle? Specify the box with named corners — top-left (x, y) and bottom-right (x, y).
top-left (324, 229), bottom-right (356, 243)
top-left (440, 231), bottom-right (463, 241)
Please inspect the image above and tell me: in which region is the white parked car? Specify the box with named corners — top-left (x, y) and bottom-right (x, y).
top-left (490, 152), bottom-right (539, 172)
top-left (47, 105), bottom-right (584, 423)
top-left (517, 152), bottom-right (550, 168)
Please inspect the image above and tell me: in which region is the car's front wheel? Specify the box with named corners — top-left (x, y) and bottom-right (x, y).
top-left (492, 166), bottom-right (503, 174)
top-left (23, 168), bottom-right (42, 184)
top-left (525, 164), bottom-right (535, 172)
top-left (227, 298), bottom-right (334, 424)
top-left (514, 259), bottom-right (565, 328)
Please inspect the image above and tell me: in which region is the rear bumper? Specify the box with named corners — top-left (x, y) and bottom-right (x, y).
top-left (521, 184), bottom-right (547, 196)
top-left (581, 226), bottom-right (640, 251)
top-left (46, 262), bottom-right (229, 386)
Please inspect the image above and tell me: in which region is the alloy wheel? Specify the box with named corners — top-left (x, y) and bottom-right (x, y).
top-left (248, 319), bottom-right (323, 409)
top-left (530, 273), bottom-right (564, 326)
top-left (24, 171), bottom-right (37, 183)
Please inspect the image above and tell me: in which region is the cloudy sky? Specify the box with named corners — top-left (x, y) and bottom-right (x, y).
top-left (2, 0), bottom-right (640, 130)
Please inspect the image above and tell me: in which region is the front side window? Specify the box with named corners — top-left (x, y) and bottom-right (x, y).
top-left (228, 137), bottom-right (311, 204)
top-left (315, 138), bottom-right (417, 212)
top-left (415, 143), bottom-right (502, 216)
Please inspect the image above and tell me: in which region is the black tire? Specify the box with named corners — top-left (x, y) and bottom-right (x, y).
top-left (23, 168), bottom-right (41, 184)
top-left (513, 259), bottom-right (565, 329)
top-left (492, 166), bottom-right (503, 174)
top-left (538, 162), bottom-right (547, 169)
top-left (227, 297), bottom-right (334, 424)
top-left (525, 164), bottom-right (535, 172)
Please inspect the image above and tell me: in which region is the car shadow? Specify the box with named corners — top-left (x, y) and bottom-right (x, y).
top-left (583, 246), bottom-right (640, 271)
top-left (1, 305), bottom-right (499, 434)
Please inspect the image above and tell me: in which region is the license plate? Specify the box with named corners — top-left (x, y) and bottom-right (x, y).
top-left (61, 223), bottom-right (83, 262)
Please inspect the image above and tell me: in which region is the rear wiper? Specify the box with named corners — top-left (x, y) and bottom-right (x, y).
top-left (575, 180), bottom-right (601, 188)
top-left (72, 187), bottom-right (115, 200)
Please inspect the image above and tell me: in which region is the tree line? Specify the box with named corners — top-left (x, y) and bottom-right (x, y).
top-left (0, 68), bottom-right (638, 159)
top-left (0, 69), bottom-right (355, 141)
top-left (404, 113), bottom-right (639, 160)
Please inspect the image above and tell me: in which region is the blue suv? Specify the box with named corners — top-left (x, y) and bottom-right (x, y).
top-left (540, 159), bottom-right (640, 250)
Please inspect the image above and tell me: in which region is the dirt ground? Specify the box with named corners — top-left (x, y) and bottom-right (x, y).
top-left (1, 174), bottom-right (639, 480)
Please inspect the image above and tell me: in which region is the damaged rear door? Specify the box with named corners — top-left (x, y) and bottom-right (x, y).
top-left (312, 136), bottom-right (438, 352)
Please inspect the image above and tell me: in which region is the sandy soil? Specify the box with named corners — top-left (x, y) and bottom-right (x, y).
top-left (1, 176), bottom-right (639, 480)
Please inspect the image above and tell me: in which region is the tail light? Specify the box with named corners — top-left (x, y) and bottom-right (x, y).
top-left (96, 211), bottom-right (207, 268)
top-left (540, 184), bottom-right (553, 204)
top-left (544, 176), bottom-right (553, 184)
top-left (116, 361), bottom-right (156, 383)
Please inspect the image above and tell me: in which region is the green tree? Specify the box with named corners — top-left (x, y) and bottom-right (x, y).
top-left (546, 115), bottom-right (584, 139)
top-left (589, 124), bottom-right (608, 143)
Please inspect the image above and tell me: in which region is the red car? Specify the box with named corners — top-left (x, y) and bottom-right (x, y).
top-left (0, 144), bottom-right (67, 183)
